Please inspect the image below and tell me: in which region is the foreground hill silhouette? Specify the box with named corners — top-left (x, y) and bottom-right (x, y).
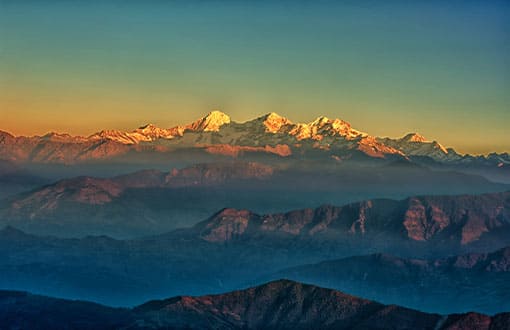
top-left (1, 280), bottom-right (509, 330)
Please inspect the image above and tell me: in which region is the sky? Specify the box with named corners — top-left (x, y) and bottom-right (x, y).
top-left (1, 0), bottom-right (509, 154)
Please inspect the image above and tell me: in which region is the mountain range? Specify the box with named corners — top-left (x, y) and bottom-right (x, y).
top-left (191, 191), bottom-right (510, 247)
top-left (2, 112), bottom-right (510, 327)
top-left (1, 160), bottom-right (507, 237)
top-left (1, 111), bottom-right (508, 172)
top-left (0, 191), bottom-right (509, 312)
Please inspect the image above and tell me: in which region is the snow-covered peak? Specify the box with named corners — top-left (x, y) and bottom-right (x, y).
top-left (287, 116), bottom-right (366, 141)
top-left (13, 111), bottom-right (471, 163)
top-left (309, 116), bottom-right (331, 127)
top-left (432, 141), bottom-right (449, 154)
top-left (401, 133), bottom-right (428, 143)
top-left (187, 110), bottom-right (231, 132)
top-left (44, 132), bottom-right (91, 143)
top-left (260, 112), bottom-right (292, 133)
top-left (134, 124), bottom-right (175, 139)
top-left (378, 133), bottom-right (454, 161)
top-left (89, 124), bottom-right (180, 144)
top-left (135, 124), bottom-right (161, 135)
top-left (88, 130), bottom-right (142, 144)
top-left (43, 132), bottom-right (72, 138)
top-left (309, 116), bottom-right (353, 132)
top-left (399, 133), bottom-right (448, 154)
top-left (133, 124), bottom-right (172, 139)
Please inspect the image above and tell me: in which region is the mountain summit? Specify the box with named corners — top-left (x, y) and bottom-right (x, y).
top-left (187, 110), bottom-right (231, 132)
top-left (259, 112), bottom-right (293, 133)
top-left (401, 133), bottom-right (428, 143)
top-left (1, 110), bottom-right (508, 169)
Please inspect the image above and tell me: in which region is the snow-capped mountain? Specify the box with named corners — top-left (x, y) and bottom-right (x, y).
top-left (187, 110), bottom-right (231, 132)
top-left (377, 133), bottom-right (461, 162)
top-left (0, 110), bottom-right (507, 168)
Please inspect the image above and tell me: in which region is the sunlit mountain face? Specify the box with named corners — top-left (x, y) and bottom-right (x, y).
top-left (1, 0), bottom-right (509, 329)
top-left (0, 110), bottom-right (508, 165)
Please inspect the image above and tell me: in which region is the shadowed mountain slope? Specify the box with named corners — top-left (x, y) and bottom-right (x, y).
top-left (1, 280), bottom-right (509, 330)
top-left (262, 247), bottom-right (510, 314)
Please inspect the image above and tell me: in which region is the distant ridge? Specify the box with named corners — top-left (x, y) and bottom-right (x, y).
top-left (1, 111), bottom-right (509, 167)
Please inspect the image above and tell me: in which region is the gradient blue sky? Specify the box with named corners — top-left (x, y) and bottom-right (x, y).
top-left (1, 0), bottom-right (509, 154)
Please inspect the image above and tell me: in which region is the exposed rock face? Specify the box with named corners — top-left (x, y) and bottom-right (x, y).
top-left (350, 200), bottom-right (372, 234)
top-left (199, 208), bottom-right (254, 242)
top-left (192, 191), bottom-right (510, 246)
top-left (260, 205), bottom-right (343, 235)
top-left (403, 198), bottom-right (451, 241)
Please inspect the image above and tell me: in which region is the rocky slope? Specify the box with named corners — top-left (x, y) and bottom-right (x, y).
top-left (194, 191), bottom-right (510, 247)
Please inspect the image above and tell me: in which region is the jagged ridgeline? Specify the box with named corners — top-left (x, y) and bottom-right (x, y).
top-left (1, 111), bottom-right (508, 170)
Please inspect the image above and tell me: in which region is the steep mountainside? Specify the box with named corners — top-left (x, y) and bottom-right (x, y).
top-left (1, 280), bottom-right (509, 330)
